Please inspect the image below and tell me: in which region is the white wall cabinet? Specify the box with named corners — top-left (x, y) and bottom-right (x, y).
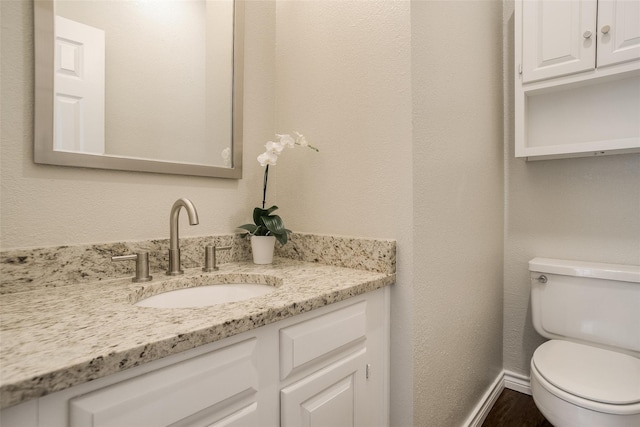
top-left (0, 288), bottom-right (389, 427)
top-left (521, 0), bottom-right (640, 83)
top-left (515, 0), bottom-right (640, 160)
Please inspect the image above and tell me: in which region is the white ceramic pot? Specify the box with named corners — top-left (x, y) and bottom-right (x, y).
top-left (250, 235), bottom-right (276, 264)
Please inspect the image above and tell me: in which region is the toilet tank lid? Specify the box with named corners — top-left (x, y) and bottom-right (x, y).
top-left (529, 258), bottom-right (640, 283)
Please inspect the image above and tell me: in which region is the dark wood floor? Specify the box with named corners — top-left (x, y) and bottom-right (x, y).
top-left (482, 388), bottom-right (553, 427)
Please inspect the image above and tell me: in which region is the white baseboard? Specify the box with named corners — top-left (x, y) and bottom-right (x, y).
top-left (503, 370), bottom-right (531, 395)
top-left (464, 372), bottom-right (504, 427)
top-left (463, 370), bottom-right (531, 427)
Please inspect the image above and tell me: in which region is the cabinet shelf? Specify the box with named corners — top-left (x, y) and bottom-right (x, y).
top-left (518, 73), bottom-right (640, 160)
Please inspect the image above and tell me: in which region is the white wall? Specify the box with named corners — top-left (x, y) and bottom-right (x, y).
top-left (0, 0), bottom-right (275, 250)
top-left (412, 1), bottom-right (505, 425)
top-left (502, 1), bottom-right (640, 377)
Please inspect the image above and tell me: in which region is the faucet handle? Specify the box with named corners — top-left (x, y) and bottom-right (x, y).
top-left (203, 245), bottom-right (232, 272)
top-left (112, 252), bottom-right (153, 283)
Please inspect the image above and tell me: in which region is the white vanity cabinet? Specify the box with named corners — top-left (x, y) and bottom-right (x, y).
top-left (278, 297), bottom-right (388, 427)
top-left (515, 0), bottom-right (640, 160)
top-left (0, 288), bottom-right (389, 427)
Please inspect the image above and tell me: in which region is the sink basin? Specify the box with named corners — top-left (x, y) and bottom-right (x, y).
top-left (134, 284), bottom-right (276, 308)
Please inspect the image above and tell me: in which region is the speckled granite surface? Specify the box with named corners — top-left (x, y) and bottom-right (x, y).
top-left (0, 234), bottom-right (246, 294)
top-left (0, 232), bottom-right (395, 294)
top-left (0, 233), bottom-right (395, 409)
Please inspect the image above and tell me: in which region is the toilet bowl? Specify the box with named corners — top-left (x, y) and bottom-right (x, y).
top-left (529, 258), bottom-right (640, 427)
top-left (531, 341), bottom-right (640, 427)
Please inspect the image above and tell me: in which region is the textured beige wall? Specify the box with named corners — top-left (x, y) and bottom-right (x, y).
top-left (412, 1), bottom-right (505, 425)
top-left (270, 2), bottom-right (415, 425)
top-left (502, 1), bottom-right (640, 377)
top-left (0, 0), bottom-right (275, 250)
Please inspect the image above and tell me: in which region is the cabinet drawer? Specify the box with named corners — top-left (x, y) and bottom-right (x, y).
top-left (280, 301), bottom-right (367, 380)
top-left (69, 338), bottom-right (258, 427)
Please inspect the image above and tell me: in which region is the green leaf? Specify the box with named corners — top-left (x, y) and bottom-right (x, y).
top-left (237, 224), bottom-right (258, 235)
top-left (253, 225), bottom-right (269, 236)
top-left (274, 232), bottom-right (288, 245)
top-left (265, 205), bottom-right (279, 215)
top-left (252, 208), bottom-right (266, 226)
top-left (261, 214), bottom-right (285, 235)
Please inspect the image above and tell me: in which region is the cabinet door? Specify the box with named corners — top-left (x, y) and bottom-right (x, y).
top-left (281, 349), bottom-right (367, 427)
top-left (68, 339), bottom-right (260, 427)
top-left (522, 0), bottom-right (597, 82)
top-left (597, 0), bottom-right (640, 67)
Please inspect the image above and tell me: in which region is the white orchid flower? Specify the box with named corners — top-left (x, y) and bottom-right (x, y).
top-left (276, 134), bottom-right (295, 148)
top-left (294, 131), bottom-right (308, 147)
top-left (257, 150), bottom-right (278, 166)
top-left (257, 131), bottom-right (318, 168)
top-left (265, 140), bottom-right (285, 154)
top-left (221, 147), bottom-right (231, 167)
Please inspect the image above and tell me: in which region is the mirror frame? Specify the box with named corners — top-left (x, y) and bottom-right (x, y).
top-left (34, 0), bottom-right (244, 179)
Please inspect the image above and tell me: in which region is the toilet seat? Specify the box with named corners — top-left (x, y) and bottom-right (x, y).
top-left (531, 340), bottom-right (640, 415)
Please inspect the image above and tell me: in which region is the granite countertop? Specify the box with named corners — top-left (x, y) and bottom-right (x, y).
top-left (0, 255), bottom-right (395, 409)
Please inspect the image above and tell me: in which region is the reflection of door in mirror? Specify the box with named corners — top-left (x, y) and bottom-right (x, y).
top-left (54, 16), bottom-right (105, 155)
top-left (53, 0), bottom-right (234, 168)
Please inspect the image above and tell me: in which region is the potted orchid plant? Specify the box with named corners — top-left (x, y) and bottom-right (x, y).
top-left (238, 132), bottom-right (318, 263)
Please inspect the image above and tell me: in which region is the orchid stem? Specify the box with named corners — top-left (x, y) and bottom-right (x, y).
top-left (262, 164), bottom-right (269, 209)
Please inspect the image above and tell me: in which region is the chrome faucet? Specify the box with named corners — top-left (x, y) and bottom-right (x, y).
top-left (167, 198), bottom-right (199, 275)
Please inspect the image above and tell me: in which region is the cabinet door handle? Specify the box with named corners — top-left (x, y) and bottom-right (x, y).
top-left (583, 30), bottom-right (592, 39)
top-left (601, 25), bottom-right (611, 34)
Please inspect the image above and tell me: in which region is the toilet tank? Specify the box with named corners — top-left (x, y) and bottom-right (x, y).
top-left (530, 257), bottom-right (640, 355)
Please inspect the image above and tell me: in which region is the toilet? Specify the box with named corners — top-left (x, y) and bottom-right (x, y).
top-left (528, 257), bottom-right (640, 427)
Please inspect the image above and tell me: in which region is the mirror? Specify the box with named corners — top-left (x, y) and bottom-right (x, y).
top-left (34, 0), bottom-right (243, 178)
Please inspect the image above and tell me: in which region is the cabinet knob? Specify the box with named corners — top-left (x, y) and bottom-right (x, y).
top-left (583, 30), bottom-right (592, 39)
top-left (601, 25), bottom-right (611, 34)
